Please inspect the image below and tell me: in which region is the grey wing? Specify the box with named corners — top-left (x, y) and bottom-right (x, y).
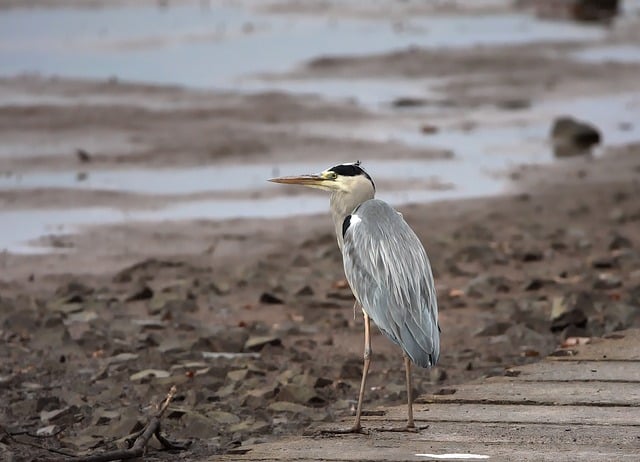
top-left (342, 199), bottom-right (439, 368)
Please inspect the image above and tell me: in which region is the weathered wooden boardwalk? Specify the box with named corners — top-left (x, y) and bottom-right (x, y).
top-left (221, 329), bottom-right (640, 461)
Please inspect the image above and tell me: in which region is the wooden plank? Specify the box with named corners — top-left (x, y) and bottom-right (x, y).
top-left (223, 444), bottom-right (639, 462)
top-left (216, 330), bottom-right (640, 462)
top-left (506, 360), bottom-right (640, 382)
top-left (419, 380), bottom-right (640, 406)
top-left (379, 403), bottom-right (640, 426)
top-left (222, 422), bottom-right (640, 461)
top-left (547, 330), bottom-right (640, 361)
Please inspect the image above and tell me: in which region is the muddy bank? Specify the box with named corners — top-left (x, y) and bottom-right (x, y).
top-left (1, 144), bottom-right (639, 460)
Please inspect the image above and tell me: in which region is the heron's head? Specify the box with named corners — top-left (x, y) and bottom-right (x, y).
top-left (268, 161), bottom-right (375, 195)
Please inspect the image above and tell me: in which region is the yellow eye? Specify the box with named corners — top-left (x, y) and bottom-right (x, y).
top-left (328, 172), bottom-right (338, 180)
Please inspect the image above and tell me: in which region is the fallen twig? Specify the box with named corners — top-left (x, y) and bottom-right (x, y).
top-left (73, 385), bottom-right (189, 462)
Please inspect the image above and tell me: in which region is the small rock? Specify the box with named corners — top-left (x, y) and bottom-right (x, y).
top-left (244, 335), bottom-right (282, 352)
top-left (206, 410), bottom-right (241, 425)
top-left (551, 116), bottom-right (600, 158)
top-left (433, 388), bottom-right (456, 396)
top-left (496, 98), bottom-right (531, 110)
top-left (36, 425), bottom-right (59, 436)
top-left (600, 302), bottom-right (637, 332)
top-left (243, 385), bottom-right (279, 408)
top-left (520, 249), bottom-right (544, 262)
top-left (259, 293), bottom-right (283, 304)
top-left (530, 0), bottom-right (619, 23)
top-left (76, 148), bottom-right (91, 162)
top-left (158, 338), bottom-right (194, 354)
top-left (129, 369), bottom-right (171, 381)
top-left (194, 326), bottom-right (249, 353)
top-left (132, 318), bottom-right (166, 329)
top-left (523, 278), bottom-right (552, 291)
top-left (126, 285), bottom-right (154, 302)
top-left (66, 310), bottom-right (98, 323)
top-left (277, 384), bottom-right (324, 406)
top-left (95, 410), bottom-right (120, 425)
top-left (420, 124), bottom-right (439, 134)
top-left (0, 375), bottom-right (15, 389)
top-left (590, 256), bottom-right (617, 269)
top-left (550, 295), bottom-right (589, 333)
top-left (295, 285), bottom-right (314, 296)
top-left (229, 420), bottom-right (270, 434)
top-left (314, 377), bottom-right (333, 388)
top-left (36, 396), bottom-right (61, 412)
top-left (227, 369), bottom-right (248, 382)
top-left (609, 208), bottom-right (626, 223)
top-left (392, 97), bottom-right (427, 107)
top-left (561, 336), bottom-right (591, 347)
top-left (211, 280), bottom-right (231, 295)
top-left (55, 280), bottom-right (93, 302)
top-left (40, 406), bottom-right (78, 424)
top-left (593, 273), bottom-right (622, 290)
top-left (608, 233), bottom-right (632, 250)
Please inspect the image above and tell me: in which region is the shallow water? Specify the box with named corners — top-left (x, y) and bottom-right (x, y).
top-left (0, 4), bottom-right (604, 87)
top-left (573, 44), bottom-right (640, 64)
top-left (0, 171), bottom-right (503, 255)
top-left (0, 3), bottom-right (638, 252)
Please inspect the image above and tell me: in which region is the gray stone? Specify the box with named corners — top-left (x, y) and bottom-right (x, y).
top-left (550, 294), bottom-right (590, 333)
top-left (593, 273), bottom-right (622, 290)
top-left (129, 369), bottom-right (171, 381)
top-left (551, 116), bottom-right (600, 158)
top-left (277, 384), bottom-right (325, 406)
top-left (244, 335), bottom-right (282, 352)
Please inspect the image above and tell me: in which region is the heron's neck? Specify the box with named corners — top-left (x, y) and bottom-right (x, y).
top-left (330, 187), bottom-right (374, 250)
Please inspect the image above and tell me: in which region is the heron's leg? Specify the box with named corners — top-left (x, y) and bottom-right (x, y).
top-left (352, 312), bottom-right (371, 432)
top-left (403, 352), bottom-right (415, 429)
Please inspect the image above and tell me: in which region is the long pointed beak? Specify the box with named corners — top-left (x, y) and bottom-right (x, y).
top-left (268, 174), bottom-right (325, 186)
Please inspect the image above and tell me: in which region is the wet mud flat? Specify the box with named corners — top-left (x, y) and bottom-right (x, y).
top-left (1, 1), bottom-right (640, 460)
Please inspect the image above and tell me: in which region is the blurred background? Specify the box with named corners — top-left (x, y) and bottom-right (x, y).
top-left (1, 0), bottom-right (640, 253)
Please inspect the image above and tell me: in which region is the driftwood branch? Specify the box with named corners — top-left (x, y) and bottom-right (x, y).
top-left (73, 385), bottom-right (188, 462)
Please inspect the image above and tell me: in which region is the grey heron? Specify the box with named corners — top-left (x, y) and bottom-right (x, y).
top-left (269, 161), bottom-right (439, 432)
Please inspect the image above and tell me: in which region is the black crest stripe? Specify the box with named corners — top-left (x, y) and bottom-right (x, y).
top-left (329, 164), bottom-right (363, 177)
top-left (329, 163), bottom-right (375, 191)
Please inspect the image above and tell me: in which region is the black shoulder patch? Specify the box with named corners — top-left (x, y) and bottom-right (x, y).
top-left (342, 215), bottom-right (352, 238)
